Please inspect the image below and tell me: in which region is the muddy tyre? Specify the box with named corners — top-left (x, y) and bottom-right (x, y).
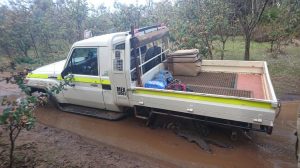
top-left (193, 121), bottom-right (211, 137)
top-left (230, 131), bottom-right (238, 141)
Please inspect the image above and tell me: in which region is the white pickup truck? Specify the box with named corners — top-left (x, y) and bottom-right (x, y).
top-left (26, 25), bottom-right (279, 134)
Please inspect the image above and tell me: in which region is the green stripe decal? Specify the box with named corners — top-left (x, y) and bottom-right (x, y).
top-left (72, 77), bottom-right (101, 84)
top-left (57, 75), bottom-right (63, 80)
top-left (101, 79), bottom-right (111, 85)
top-left (134, 89), bottom-right (273, 109)
top-left (27, 73), bottom-right (49, 79)
top-left (27, 73), bottom-right (111, 85)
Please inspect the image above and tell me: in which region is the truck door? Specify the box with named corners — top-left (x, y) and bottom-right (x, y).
top-left (110, 43), bottom-right (130, 106)
top-left (62, 47), bottom-right (106, 109)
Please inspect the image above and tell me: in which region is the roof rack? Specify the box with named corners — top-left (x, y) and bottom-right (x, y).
top-left (130, 23), bottom-right (167, 36)
top-left (130, 24), bottom-right (169, 47)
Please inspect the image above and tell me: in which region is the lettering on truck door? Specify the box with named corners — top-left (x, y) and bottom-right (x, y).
top-left (62, 47), bottom-right (106, 109)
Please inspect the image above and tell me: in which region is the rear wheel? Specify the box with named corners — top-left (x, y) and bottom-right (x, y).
top-left (193, 121), bottom-right (211, 137)
top-left (230, 131), bottom-right (238, 141)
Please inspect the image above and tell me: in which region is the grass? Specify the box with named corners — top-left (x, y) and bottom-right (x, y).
top-left (212, 36), bottom-right (300, 98)
top-left (213, 36), bottom-right (270, 60)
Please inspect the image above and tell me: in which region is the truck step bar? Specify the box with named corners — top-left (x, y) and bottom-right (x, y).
top-left (57, 103), bottom-right (127, 121)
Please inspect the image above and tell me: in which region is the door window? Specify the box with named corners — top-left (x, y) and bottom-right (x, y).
top-left (67, 48), bottom-right (98, 76)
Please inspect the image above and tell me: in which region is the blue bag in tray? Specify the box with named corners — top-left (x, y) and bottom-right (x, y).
top-left (159, 70), bottom-right (173, 84)
top-left (144, 70), bottom-right (173, 89)
top-left (144, 80), bottom-right (166, 89)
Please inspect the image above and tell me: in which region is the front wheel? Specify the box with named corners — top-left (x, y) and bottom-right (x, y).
top-left (49, 95), bottom-right (64, 111)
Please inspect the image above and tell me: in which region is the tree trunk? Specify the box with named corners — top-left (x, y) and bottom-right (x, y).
top-left (244, 34), bottom-right (251, 60)
top-left (221, 41), bottom-right (226, 60)
top-left (252, 0), bottom-right (257, 14)
top-left (204, 35), bottom-right (213, 60)
top-left (30, 33), bottom-right (39, 58)
top-left (270, 40), bottom-right (274, 53)
top-left (9, 127), bottom-right (15, 168)
top-left (208, 45), bottom-right (213, 59)
top-left (24, 49), bottom-right (29, 58)
top-left (9, 133), bottom-right (14, 168)
top-left (9, 127), bottom-right (21, 168)
top-left (2, 45), bottom-right (12, 58)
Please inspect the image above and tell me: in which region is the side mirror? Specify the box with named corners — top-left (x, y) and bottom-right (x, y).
top-left (61, 66), bottom-right (71, 79)
top-left (66, 74), bottom-right (75, 87)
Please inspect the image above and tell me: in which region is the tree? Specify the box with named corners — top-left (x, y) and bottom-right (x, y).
top-left (257, 0), bottom-right (300, 55)
top-left (232, 0), bottom-right (270, 60)
top-left (87, 4), bottom-right (114, 35)
top-left (0, 68), bottom-right (73, 168)
top-left (171, 0), bottom-right (216, 59)
top-left (66, 0), bottom-right (89, 41)
top-left (214, 1), bottom-right (238, 60)
top-left (112, 2), bottom-right (144, 31)
top-left (0, 0), bottom-right (298, 64)
top-left (261, 6), bottom-right (286, 54)
top-left (7, 0), bottom-right (33, 58)
top-left (0, 5), bottom-right (15, 58)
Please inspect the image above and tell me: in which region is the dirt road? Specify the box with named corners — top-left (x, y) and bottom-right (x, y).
top-left (35, 101), bottom-right (298, 168)
top-left (0, 80), bottom-right (299, 168)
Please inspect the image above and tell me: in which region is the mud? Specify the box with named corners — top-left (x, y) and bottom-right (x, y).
top-left (0, 78), bottom-right (299, 168)
top-left (35, 101), bottom-right (299, 168)
top-left (175, 128), bottom-right (233, 152)
top-left (0, 123), bottom-right (172, 168)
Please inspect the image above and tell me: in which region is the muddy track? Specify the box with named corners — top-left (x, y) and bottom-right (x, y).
top-left (35, 102), bottom-right (298, 168)
top-left (0, 122), bottom-right (173, 168)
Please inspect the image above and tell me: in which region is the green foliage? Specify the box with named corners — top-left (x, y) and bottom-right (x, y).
top-left (0, 69), bottom-right (73, 168)
top-left (262, 6), bottom-right (280, 23)
top-left (0, 74), bottom-right (73, 126)
top-left (0, 72), bottom-right (74, 127)
top-left (256, 1), bottom-right (300, 53)
top-left (14, 57), bottom-right (38, 65)
top-left (0, 0), bottom-right (299, 63)
top-left (0, 95), bottom-right (37, 129)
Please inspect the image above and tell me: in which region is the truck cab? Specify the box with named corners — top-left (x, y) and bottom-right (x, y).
top-left (27, 32), bottom-right (130, 113)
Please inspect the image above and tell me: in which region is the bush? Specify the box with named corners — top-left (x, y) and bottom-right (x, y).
top-left (14, 57), bottom-right (37, 65)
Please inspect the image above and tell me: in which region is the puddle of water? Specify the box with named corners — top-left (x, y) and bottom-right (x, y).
top-left (35, 101), bottom-right (299, 168)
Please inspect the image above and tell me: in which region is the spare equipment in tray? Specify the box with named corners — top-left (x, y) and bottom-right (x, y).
top-left (167, 49), bottom-right (202, 76)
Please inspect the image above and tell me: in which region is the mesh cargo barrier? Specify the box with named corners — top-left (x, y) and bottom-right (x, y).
top-left (187, 85), bottom-right (252, 98)
top-left (173, 72), bottom-right (253, 98)
top-left (174, 72), bottom-right (236, 88)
